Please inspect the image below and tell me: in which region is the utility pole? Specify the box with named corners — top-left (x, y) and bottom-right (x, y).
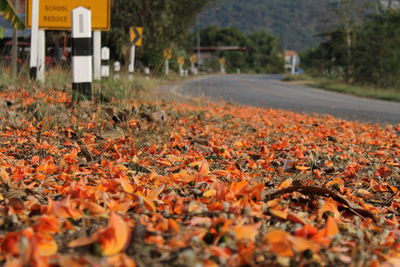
top-left (11, 0), bottom-right (19, 77)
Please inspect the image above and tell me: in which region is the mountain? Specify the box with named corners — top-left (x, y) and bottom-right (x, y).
top-left (197, 0), bottom-right (359, 51)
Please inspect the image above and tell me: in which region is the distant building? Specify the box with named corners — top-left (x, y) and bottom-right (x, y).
top-left (284, 50), bottom-right (300, 72)
top-left (193, 46), bottom-right (247, 65)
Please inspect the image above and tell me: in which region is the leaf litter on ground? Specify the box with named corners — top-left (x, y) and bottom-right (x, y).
top-left (0, 87), bottom-right (399, 266)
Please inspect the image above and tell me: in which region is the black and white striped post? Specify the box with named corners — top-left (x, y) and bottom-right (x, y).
top-left (71, 7), bottom-right (92, 101)
top-left (101, 47), bottom-right (110, 78)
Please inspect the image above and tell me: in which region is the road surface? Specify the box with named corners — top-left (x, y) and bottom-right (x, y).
top-left (176, 74), bottom-right (400, 125)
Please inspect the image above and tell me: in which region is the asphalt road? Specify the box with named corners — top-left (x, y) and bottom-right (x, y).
top-left (177, 74), bottom-right (400, 125)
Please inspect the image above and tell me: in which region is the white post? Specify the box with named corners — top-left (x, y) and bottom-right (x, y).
top-left (190, 62), bottom-right (195, 75)
top-left (71, 7), bottom-right (93, 101)
top-left (144, 67), bottom-right (150, 80)
top-left (291, 56), bottom-right (297, 75)
top-left (101, 47), bottom-right (110, 78)
top-left (93, 31), bottom-right (101, 80)
top-left (220, 64), bottom-right (226, 74)
top-left (37, 29), bottom-right (45, 83)
top-left (179, 64), bottom-right (184, 77)
top-left (128, 45), bottom-right (135, 81)
top-left (165, 59), bottom-right (169, 76)
top-left (113, 61), bottom-right (121, 79)
top-left (29, 0), bottom-right (39, 79)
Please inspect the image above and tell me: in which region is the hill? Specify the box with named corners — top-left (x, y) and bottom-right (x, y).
top-left (197, 0), bottom-right (356, 51)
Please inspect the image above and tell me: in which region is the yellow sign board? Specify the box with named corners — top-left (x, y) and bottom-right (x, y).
top-left (130, 27), bottom-right (143, 46)
top-left (219, 58), bottom-right (226, 65)
top-left (163, 48), bottom-right (172, 60)
top-left (26, 0), bottom-right (111, 31)
top-left (177, 56), bottom-right (185, 65)
top-left (190, 55), bottom-right (197, 63)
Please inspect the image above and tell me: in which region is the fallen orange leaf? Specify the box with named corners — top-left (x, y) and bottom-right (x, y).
top-left (296, 165), bottom-right (310, 171)
top-left (100, 213), bottom-right (131, 256)
top-left (120, 177), bottom-right (135, 194)
top-left (233, 223), bottom-right (261, 241)
top-left (34, 233), bottom-right (58, 257)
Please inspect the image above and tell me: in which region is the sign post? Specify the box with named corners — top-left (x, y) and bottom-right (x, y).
top-left (177, 56), bottom-right (185, 77)
top-left (219, 58), bottom-right (226, 74)
top-left (93, 31), bottom-right (101, 80)
top-left (163, 48), bottom-right (172, 76)
top-left (71, 7), bottom-right (92, 101)
top-left (29, 0), bottom-right (39, 80)
top-left (37, 29), bottom-right (45, 82)
top-left (190, 55), bottom-right (197, 75)
top-left (129, 27), bottom-right (143, 81)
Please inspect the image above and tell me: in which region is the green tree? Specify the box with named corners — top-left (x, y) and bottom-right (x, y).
top-left (195, 26), bottom-right (283, 73)
top-left (103, 0), bottom-right (211, 71)
top-left (304, 8), bottom-right (400, 89)
top-left (247, 31), bottom-right (284, 73)
top-left (0, 0), bottom-right (25, 38)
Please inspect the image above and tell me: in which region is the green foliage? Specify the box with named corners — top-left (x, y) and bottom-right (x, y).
top-left (103, 0), bottom-right (211, 72)
top-left (304, 8), bottom-right (400, 90)
top-left (0, 0), bottom-right (25, 31)
top-left (0, 26), bottom-right (4, 39)
top-left (195, 26), bottom-right (284, 73)
top-left (198, 0), bottom-right (338, 51)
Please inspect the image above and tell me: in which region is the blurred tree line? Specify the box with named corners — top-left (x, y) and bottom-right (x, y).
top-left (192, 26), bottom-right (284, 73)
top-left (303, 0), bottom-right (400, 89)
top-left (103, 0), bottom-right (211, 72)
top-left (103, 0), bottom-right (284, 74)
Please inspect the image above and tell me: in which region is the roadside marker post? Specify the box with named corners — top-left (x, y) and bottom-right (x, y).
top-left (219, 58), bottom-right (226, 74)
top-left (93, 31), bottom-right (101, 80)
top-left (129, 27), bottom-right (143, 81)
top-left (178, 56), bottom-right (185, 77)
top-left (113, 61), bottom-right (121, 80)
top-left (101, 47), bottom-right (110, 78)
top-left (29, 0), bottom-right (39, 80)
top-left (163, 48), bottom-right (172, 76)
top-left (291, 56), bottom-right (297, 75)
top-left (71, 7), bottom-right (93, 101)
top-left (144, 67), bottom-right (150, 80)
top-left (128, 64), bottom-right (134, 81)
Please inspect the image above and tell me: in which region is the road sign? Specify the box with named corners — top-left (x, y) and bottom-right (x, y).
top-left (219, 58), bottom-right (226, 65)
top-left (177, 56), bottom-right (185, 65)
top-left (130, 27), bottom-right (143, 46)
top-left (163, 48), bottom-right (172, 60)
top-left (190, 55), bottom-right (197, 63)
top-left (26, 0), bottom-right (110, 31)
